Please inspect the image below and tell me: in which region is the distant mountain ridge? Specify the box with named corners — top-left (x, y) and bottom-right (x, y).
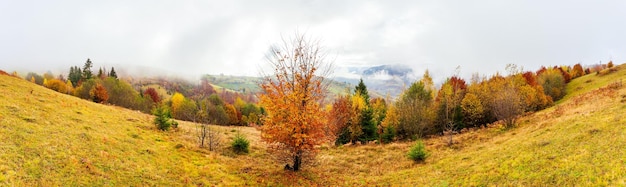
top-left (362, 64), bottom-right (414, 78)
top-left (335, 64), bottom-right (417, 98)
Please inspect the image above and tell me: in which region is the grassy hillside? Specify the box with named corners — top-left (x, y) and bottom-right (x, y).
top-left (205, 74), bottom-right (381, 99)
top-left (205, 75), bottom-right (260, 93)
top-left (1, 64), bottom-right (626, 185)
top-left (0, 75), bottom-right (255, 186)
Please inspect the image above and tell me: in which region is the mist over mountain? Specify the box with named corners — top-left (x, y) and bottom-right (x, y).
top-left (334, 64), bottom-right (417, 98)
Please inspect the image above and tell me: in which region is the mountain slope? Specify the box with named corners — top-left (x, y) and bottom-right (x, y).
top-left (373, 65), bottom-right (626, 185)
top-left (0, 75), bottom-right (249, 186)
top-left (1, 64), bottom-right (626, 186)
top-left (336, 64), bottom-right (416, 98)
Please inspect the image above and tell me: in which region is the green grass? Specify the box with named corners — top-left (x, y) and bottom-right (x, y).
top-left (1, 64), bottom-right (626, 185)
top-left (561, 65), bottom-right (625, 103)
top-left (0, 76), bottom-right (248, 186)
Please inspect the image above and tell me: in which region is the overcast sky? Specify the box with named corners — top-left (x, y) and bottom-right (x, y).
top-left (1, 0), bottom-right (625, 81)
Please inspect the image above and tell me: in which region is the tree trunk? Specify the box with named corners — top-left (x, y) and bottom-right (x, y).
top-left (200, 124), bottom-right (206, 148)
top-left (293, 151), bottom-right (302, 171)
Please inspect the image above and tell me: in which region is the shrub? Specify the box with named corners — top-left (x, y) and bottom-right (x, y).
top-left (231, 133), bottom-right (250, 154)
top-left (408, 140), bottom-right (429, 162)
top-left (381, 126), bottom-right (396, 144)
top-left (45, 79), bottom-right (68, 94)
top-left (153, 105), bottom-right (173, 131)
top-left (89, 83), bottom-right (109, 103)
top-left (171, 120), bottom-right (179, 129)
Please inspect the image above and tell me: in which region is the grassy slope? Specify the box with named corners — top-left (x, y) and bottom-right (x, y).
top-left (375, 65), bottom-right (626, 186)
top-left (1, 64), bottom-right (626, 186)
top-left (263, 64), bottom-right (626, 186)
top-left (0, 76), bottom-right (255, 186)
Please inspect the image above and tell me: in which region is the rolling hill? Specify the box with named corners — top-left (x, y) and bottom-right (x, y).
top-left (1, 64), bottom-right (625, 185)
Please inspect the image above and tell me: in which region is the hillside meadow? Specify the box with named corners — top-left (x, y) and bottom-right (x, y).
top-left (1, 65), bottom-right (626, 186)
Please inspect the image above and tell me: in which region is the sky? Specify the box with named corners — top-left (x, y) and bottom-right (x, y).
top-left (1, 0), bottom-right (625, 82)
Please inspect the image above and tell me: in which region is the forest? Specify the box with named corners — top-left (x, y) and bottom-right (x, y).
top-left (7, 35), bottom-right (616, 173)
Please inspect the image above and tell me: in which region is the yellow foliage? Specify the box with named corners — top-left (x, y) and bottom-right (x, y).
top-left (45, 79), bottom-right (68, 94)
top-left (234, 97), bottom-right (246, 110)
top-left (381, 105), bottom-right (399, 128)
top-left (461, 93), bottom-right (483, 126)
top-left (170, 92), bottom-right (185, 115)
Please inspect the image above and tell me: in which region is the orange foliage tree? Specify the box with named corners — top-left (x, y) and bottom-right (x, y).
top-left (89, 83), bottom-right (109, 103)
top-left (571, 63), bottom-right (585, 78)
top-left (259, 33), bottom-right (332, 171)
top-left (327, 95), bottom-right (353, 142)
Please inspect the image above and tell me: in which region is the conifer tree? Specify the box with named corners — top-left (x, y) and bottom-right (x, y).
top-left (109, 67), bottom-right (118, 79)
top-left (82, 58), bottom-right (93, 80)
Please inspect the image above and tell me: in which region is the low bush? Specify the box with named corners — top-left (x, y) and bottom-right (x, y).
top-left (381, 126), bottom-right (396, 144)
top-left (231, 133), bottom-right (250, 154)
top-left (153, 105), bottom-right (174, 131)
top-left (408, 140), bottom-right (429, 162)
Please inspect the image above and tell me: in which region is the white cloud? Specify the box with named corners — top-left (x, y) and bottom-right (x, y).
top-left (0, 0), bottom-right (625, 82)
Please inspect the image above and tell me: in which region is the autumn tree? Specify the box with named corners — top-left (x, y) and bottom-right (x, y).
top-left (74, 79), bottom-right (96, 100)
top-left (522, 71), bottom-right (538, 87)
top-left (380, 104), bottom-right (399, 143)
top-left (435, 76), bottom-right (467, 144)
top-left (171, 92), bottom-right (186, 119)
top-left (538, 68), bottom-right (566, 101)
top-left (65, 80), bottom-right (74, 94)
top-left (328, 95), bottom-right (354, 144)
top-left (571, 63), bottom-right (584, 78)
top-left (461, 92), bottom-right (484, 128)
top-left (144, 88), bottom-right (161, 104)
top-left (492, 82), bottom-right (522, 128)
top-left (259, 33), bottom-right (332, 171)
top-left (348, 92), bottom-right (367, 143)
top-left (45, 79), bottom-right (68, 94)
top-left (422, 70), bottom-right (436, 98)
top-left (370, 98), bottom-right (387, 142)
top-left (100, 77), bottom-right (153, 112)
top-left (89, 83), bottom-right (109, 103)
top-left (170, 92), bottom-right (198, 121)
top-left (556, 66), bottom-right (572, 83)
top-left (608, 61), bottom-right (614, 68)
top-left (224, 103), bottom-right (241, 126)
top-left (396, 81), bottom-right (434, 140)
